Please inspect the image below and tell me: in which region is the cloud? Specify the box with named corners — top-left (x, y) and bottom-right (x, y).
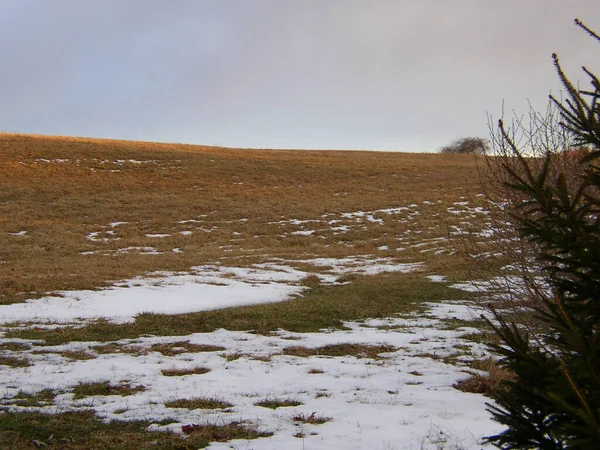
top-left (0, 0), bottom-right (598, 150)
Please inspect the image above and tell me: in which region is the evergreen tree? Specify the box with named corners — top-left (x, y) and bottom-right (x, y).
top-left (484, 19), bottom-right (600, 449)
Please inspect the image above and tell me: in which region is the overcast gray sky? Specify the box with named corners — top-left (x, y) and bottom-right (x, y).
top-left (0, 1), bottom-right (598, 151)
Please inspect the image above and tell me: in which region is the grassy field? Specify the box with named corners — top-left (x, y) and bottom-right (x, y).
top-left (0, 133), bottom-right (499, 449)
top-left (1, 132), bottom-right (484, 305)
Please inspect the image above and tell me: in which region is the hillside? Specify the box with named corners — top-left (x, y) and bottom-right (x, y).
top-left (0, 133), bottom-right (501, 449)
top-left (1, 133), bottom-right (482, 305)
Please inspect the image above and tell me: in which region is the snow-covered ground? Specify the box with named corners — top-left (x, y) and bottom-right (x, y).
top-left (1, 200), bottom-right (505, 448)
top-left (0, 255), bottom-right (502, 449)
top-left (0, 258), bottom-right (421, 325)
top-left (0, 308), bottom-right (501, 449)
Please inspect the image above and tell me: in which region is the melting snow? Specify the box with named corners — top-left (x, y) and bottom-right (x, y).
top-left (0, 267), bottom-right (306, 325)
top-left (116, 247), bottom-right (161, 255)
top-left (291, 230), bottom-right (315, 236)
top-left (426, 275), bottom-right (447, 283)
top-left (0, 302), bottom-right (501, 449)
top-left (296, 257), bottom-right (423, 276)
top-left (0, 257), bottom-right (424, 326)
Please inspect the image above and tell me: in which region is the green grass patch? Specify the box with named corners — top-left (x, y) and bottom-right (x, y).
top-left (7, 273), bottom-right (470, 345)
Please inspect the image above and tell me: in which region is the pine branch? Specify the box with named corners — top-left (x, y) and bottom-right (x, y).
top-left (575, 18), bottom-right (600, 42)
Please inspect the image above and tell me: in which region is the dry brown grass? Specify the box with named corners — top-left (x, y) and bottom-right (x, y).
top-left (72, 381), bottom-right (145, 399)
top-left (0, 356), bottom-right (30, 368)
top-left (165, 396), bottom-right (233, 409)
top-left (0, 410), bottom-right (268, 449)
top-left (161, 366), bottom-right (211, 376)
top-left (254, 398), bottom-right (303, 409)
top-left (292, 412), bottom-right (332, 424)
top-left (454, 358), bottom-right (516, 396)
top-left (0, 132), bottom-right (498, 448)
top-left (0, 342), bottom-right (30, 351)
top-left (1, 133), bottom-right (483, 305)
top-left (7, 390), bottom-right (56, 407)
top-left (58, 350), bottom-right (96, 360)
top-left (181, 422), bottom-right (273, 442)
top-left (26, 348), bottom-right (96, 360)
top-left (149, 342), bottom-right (225, 356)
top-left (91, 343), bottom-right (145, 355)
top-left (283, 343), bottom-right (397, 359)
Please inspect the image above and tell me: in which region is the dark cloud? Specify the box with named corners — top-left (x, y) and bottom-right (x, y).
top-left (0, 0), bottom-right (598, 151)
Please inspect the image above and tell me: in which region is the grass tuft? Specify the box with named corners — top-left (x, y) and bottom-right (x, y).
top-left (161, 366), bottom-right (211, 377)
top-left (0, 410), bottom-right (259, 448)
top-left (0, 342), bottom-right (31, 351)
top-left (150, 342), bottom-right (225, 356)
top-left (300, 274), bottom-right (322, 287)
top-left (292, 412), bottom-right (332, 424)
top-left (454, 359), bottom-right (515, 396)
top-left (220, 352), bottom-right (242, 361)
top-left (165, 396), bottom-right (233, 410)
top-left (181, 422), bottom-right (273, 443)
top-left (283, 343), bottom-right (396, 359)
top-left (72, 381), bottom-right (145, 399)
top-left (8, 390), bottom-right (56, 407)
top-left (91, 344), bottom-right (145, 355)
top-left (255, 398), bottom-right (303, 409)
top-left (0, 356), bottom-right (30, 368)
top-left (59, 350), bottom-right (96, 360)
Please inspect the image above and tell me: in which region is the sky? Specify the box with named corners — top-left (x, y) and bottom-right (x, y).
top-left (0, 1), bottom-right (598, 152)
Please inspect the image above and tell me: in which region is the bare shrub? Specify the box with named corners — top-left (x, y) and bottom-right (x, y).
top-left (439, 136), bottom-right (489, 154)
top-left (450, 101), bottom-right (587, 317)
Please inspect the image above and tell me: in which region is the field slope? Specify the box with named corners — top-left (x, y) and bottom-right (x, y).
top-left (0, 133), bottom-right (501, 449)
